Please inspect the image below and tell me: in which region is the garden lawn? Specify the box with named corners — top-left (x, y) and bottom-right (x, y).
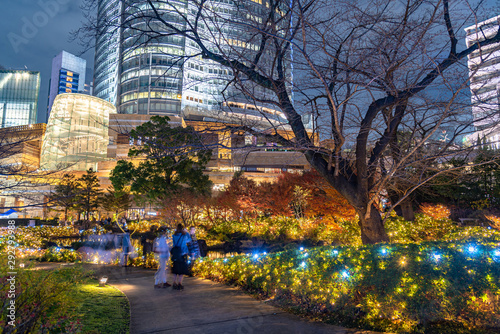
top-left (63, 277), bottom-right (130, 334)
top-left (0, 261), bottom-right (129, 334)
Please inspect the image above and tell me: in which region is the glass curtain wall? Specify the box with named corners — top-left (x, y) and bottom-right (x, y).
top-left (0, 70), bottom-right (40, 128)
top-left (40, 94), bottom-right (115, 171)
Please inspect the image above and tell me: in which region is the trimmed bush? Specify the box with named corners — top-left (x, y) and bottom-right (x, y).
top-left (193, 240), bottom-right (500, 333)
top-left (41, 247), bottom-right (82, 262)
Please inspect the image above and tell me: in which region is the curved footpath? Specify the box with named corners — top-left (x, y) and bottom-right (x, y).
top-left (91, 265), bottom-right (383, 334)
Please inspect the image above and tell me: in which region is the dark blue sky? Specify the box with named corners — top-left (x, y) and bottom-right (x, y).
top-left (0, 0), bottom-right (94, 123)
top-left (0, 0), bottom-right (498, 125)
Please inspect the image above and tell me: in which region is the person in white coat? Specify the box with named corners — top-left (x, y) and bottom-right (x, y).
top-left (153, 226), bottom-right (171, 288)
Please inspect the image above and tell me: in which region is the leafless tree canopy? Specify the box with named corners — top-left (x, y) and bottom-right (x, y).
top-left (0, 125), bottom-right (52, 210)
top-left (80, 0), bottom-right (500, 243)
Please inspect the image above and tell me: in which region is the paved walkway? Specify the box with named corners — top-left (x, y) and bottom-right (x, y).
top-left (88, 265), bottom-right (382, 334)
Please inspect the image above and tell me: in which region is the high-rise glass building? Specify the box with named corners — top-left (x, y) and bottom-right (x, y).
top-left (0, 70), bottom-right (40, 129)
top-left (94, 0), bottom-right (123, 107)
top-left (47, 51), bottom-right (87, 119)
top-left (466, 15), bottom-right (500, 148)
top-left (93, 0), bottom-right (292, 127)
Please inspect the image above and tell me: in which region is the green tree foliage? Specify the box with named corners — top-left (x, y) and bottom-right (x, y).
top-left (49, 173), bottom-right (79, 221)
top-left (422, 149), bottom-right (500, 209)
top-left (110, 116), bottom-right (212, 204)
top-left (100, 185), bottom-right (131, 216)
top-left (76, 168), bottom-right (102, 220)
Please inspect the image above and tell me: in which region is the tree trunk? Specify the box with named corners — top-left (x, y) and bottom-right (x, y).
top-left (400, 199), bottom-right (415, 222)
top-left (389, 193), bottom-right (415, 221)
top-left (357, 205), bottom-right (389, 244)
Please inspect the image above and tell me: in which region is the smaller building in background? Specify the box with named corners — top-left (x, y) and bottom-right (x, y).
top-left (41, 93), bottom-right (116, 171)
top-left (0, 70), bottom-right (40, 128)
top-left (47, 51), bottom-right (87, 119)
top-left (0, 123), bottom-right (46, 170)
top-left (0, 123), bottom-right (46, 217)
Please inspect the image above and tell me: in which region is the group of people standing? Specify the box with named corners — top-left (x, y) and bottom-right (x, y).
top-left (153, 224), bottom-right (201, 290)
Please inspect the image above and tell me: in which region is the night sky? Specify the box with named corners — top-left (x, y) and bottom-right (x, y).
top-left (0, 1), bottom-right (498, 125)
top-left (0, 0), bottom-right (94, 124)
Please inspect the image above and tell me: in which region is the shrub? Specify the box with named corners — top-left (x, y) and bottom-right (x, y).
top-left (193, 240), bottom-right (500, 333)
top-left (41, 247), bottom-right (82, 263)
top-left (12, 226), bottom-right (77, 249)
top-left (420, 203), bottom-right (451, 220)
top-left (386, 213), bottom-right (457, 243)
top-left (485, 215), bottom-right (500, 231)
top-left (0, 259), bottom-right (86, 333)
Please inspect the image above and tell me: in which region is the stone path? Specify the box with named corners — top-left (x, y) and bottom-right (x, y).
top-left (89, 265), bottom-right (383, 334)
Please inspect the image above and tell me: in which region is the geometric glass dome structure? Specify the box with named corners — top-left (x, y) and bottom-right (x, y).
top-left (40, 93), bottom-right (116, 171)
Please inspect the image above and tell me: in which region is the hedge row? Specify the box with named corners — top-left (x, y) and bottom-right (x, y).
top-left (193, 240), bottom-right (500, 333)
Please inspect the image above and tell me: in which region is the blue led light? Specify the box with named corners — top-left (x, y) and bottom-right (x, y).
top-left (223, 258), bottom-right (228, 263)
top-left (300, 261), bottom-right (306, 268)
top-left (253, 254), bottom-right (259, 259)
top-left (299, 247), bottom-right (304, 251)
top-left (432, 253), bottom-right (441, 262)
top-left (341, 270), bottom-right (349, 278)
top-left (332, 250), bottom-right (338, 256)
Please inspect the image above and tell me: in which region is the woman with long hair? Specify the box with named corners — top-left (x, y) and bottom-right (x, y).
top-left (171, 223), bottom-right (192, 290)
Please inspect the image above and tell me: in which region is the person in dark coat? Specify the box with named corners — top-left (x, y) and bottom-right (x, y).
top-left (141, 225), bottom-right (158, 259)
top-left (171, 224), bottom-right (191, 290)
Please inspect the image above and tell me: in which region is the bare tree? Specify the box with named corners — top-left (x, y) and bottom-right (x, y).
top-left (0, 125), bottom-right (53, 212)
top-left (80, 0), bottom-right (500, 244)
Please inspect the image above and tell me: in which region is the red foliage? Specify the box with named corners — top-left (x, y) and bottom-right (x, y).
top-left (159, 171), bottom-right (357, 225)
top-left (219, 170), bottom-right (356, 221)
top-left (216, 174), bottom-right (260, 220)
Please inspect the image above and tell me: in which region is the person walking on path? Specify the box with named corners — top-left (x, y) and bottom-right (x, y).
top-left (153, 226), bottom-right (171, 289)
top-left (171, 223), bottom-right (191, 290)
top-left (121, 229), bottom-right (132, 267)
top-left (142, 225), bottom-right (158, 259)
top-left (188, 226), bottom-right (201, 259)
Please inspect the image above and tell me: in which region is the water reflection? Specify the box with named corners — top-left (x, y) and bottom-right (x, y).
top-left (206, 251), bottom-right (240, 259)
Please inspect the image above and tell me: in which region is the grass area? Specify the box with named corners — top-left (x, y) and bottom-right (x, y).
top-left (64, 277), bottom-right (130, 334)
top-left (0, 260), bottom-right (129, 333)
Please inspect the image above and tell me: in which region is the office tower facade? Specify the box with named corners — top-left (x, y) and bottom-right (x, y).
top-left (94, 0), bottom-right (123, 106)
top-left (0, 70), bottom-right (40, 128)
top-left (40, 94), bottom-right (115, 171)
top-left (93, 0), bottom-right (291, 126)
top-left (466, 15), bottom-right (500, 148)
top-left (47, 51), bottom-right (87, 119)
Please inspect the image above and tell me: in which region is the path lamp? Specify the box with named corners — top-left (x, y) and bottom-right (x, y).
top-left (99, 276), bottom-right (108, 287)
